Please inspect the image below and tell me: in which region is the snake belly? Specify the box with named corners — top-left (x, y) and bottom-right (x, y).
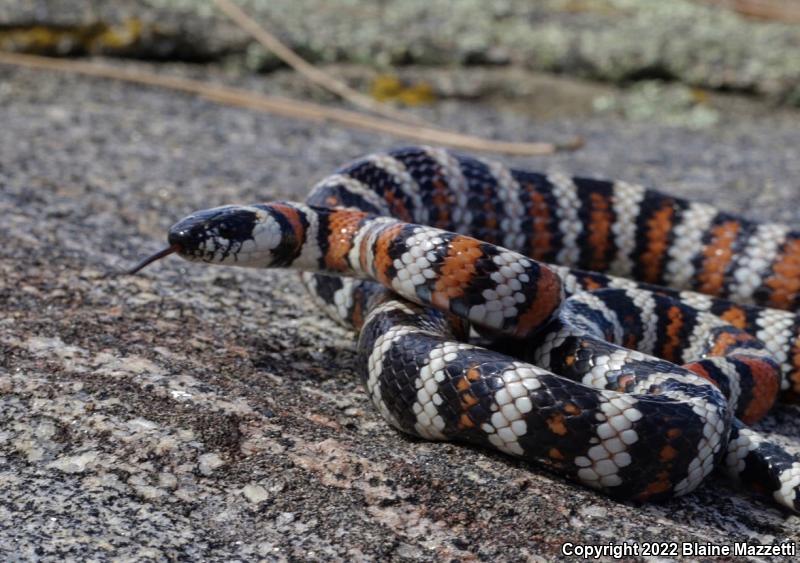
top-left (161, 146), bottom-right (800, 511)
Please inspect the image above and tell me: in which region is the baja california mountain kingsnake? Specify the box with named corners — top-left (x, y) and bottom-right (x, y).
top-left (129, 145), bottom-right (800, 512)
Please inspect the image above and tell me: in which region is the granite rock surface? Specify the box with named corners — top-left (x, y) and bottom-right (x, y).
top-left (1, 60), bottom-right (800, 560)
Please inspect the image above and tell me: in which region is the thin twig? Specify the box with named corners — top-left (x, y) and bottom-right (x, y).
top-left (0, 52), bottom-right (582, 155)
top-left (695, 0), bottom-right (800, 23)
top-left (214, 0), bottom-right (425, 125)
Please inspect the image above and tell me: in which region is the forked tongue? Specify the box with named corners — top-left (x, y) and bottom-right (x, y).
top-left (125, 245), bottom-right (180, 275)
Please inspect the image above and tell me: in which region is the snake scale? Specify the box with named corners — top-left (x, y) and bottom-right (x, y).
top-left (130, 145), bottom-right (800, 512)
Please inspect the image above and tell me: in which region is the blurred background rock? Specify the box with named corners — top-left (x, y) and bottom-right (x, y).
top-left (1, 0), bottom-right (799, 129)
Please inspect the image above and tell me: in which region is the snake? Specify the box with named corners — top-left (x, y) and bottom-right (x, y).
top-left (129, 145), bottom-right (800, 512)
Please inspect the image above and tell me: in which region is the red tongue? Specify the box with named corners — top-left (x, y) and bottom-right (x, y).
top-left (125, 245), bottom-right (180, 275)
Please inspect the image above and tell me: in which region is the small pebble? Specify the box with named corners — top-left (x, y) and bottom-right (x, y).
top-left (242, 484), bottom-right (269, 504)
top-left (198, 452), bottom-right (225, 475)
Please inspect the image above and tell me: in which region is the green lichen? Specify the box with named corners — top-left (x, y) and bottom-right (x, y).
top-left (594, 81), bottom-right (720, 129)
top-left (194, 0), bottom-right (799, 104)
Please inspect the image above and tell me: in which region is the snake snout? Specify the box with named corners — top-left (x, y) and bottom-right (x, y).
top-left (167, 216), bottom-right (212, 259)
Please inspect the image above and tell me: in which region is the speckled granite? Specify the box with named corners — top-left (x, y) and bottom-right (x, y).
top-left (1, 61), bottom-right (800, 560)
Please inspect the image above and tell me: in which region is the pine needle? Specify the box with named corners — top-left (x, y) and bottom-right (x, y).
top-left (214, 0), bottom-right (425, 125)
top-left (0, 51), bottom-right (583, 155)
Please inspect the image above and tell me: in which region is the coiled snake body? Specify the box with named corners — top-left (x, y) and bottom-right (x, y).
top-left (131, 146), bottom-right (800, 511)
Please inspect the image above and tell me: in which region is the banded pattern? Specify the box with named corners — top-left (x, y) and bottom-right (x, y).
top-left (154, 146), bottom-right (800, 512)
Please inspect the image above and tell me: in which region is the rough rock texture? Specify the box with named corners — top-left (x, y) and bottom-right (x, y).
top-left (2, 60), bottom-right (800, 560)
top-left (1, 0), bottom-right (799, 104)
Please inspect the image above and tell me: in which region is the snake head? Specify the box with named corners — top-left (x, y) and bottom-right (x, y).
top-left (126, 203), bottom-right (304, 275)
top-left (167, 204), bottom-right (292, 267)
